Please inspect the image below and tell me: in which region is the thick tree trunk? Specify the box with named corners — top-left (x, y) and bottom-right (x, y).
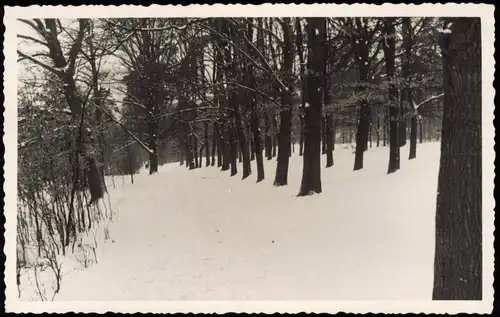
top-left (332, 122), bottom-right (336, 151)
top-left (221, 124), bottom-right (230, 171)
top-left (369, 122), bottom-right (373, 148)
top-left (299, 115), bottom-right (305, 156)
top-left (217, 124), bottom-right (223, 168)
top-left (383, 114), bottom-right (387, 146)
top-left (383, 18), bottom-right (400, 174)
top-left (295, 17), bottom-right (306, 158)
top-left (251, 114), bottom-right (265, 182)
top-left (86, 156), bottom-right (105, 202)
top-left (399, 118), bottom-right (407, 147)
top-left (409, 115), bottom-right (418, 159)
top-left (433, 19), bottom-right (482, 300)
top-left (265, 115), bottom-right (273, 160)
top-left (325, 114), bottom-right (334, 168)
top-left (179, 150), bottom-right (184, 166)
top-left (298, 18), bottom-right (325, 196)
top-left (321, 115), bottom-right (327, 155)
top-left (193, 134), bottom-right (199, 168)
top-left (399, 17), bottom-right (412, 148)
top-left (233, 103), bottom-right (251, 179)
top-left (353, 105), bottom-right (370, 170)
top-left (250, 138), bottom-right (255, 161)
top-left (274, 107), bottom-right (291, 186)
top-left (238, 143), bottom-right (243, 163)
top-left (229, 127), bottom-right (238, 176)
top-left (352, 20), bottom-right (371, 171)
top-left (274, 18), bottom-right (293, 186)
top-left (185, 127), bottom-right (195, 170)
top-left (419, 119), bottom-right (424, 144)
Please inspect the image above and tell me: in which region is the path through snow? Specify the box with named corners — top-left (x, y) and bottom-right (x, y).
top-left (56, 143), bottom-right (440, 301)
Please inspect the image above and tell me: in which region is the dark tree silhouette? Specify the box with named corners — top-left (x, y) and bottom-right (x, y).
top-left (432, 18), bottom-right (482, 300)
top-left (382, 18), bottom-right (400, 174)
top-left (298, 17), bottom-right (325, 196)
top-left (274, 18), bottom-right (294, 186)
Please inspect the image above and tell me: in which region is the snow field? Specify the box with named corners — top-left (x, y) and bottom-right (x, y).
top-left (48, 142), bottom-right (441, 301)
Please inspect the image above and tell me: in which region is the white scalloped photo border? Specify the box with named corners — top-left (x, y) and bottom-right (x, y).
top-left (3, 3), bottom-right (495, 314)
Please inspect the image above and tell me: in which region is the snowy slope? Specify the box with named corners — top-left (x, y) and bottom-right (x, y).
top-left (54, 142), bottom-right (440, 301)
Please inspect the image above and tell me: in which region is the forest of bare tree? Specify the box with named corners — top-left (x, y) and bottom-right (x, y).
top-left (16, 17), bottom-right (482, 302)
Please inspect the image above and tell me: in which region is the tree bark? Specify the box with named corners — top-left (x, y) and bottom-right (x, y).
top-left (211, 123), bottom-right (217, 166)
top-left (272, 115), bottom-right (278, 158)
top-left (295, 18), bottom-right (306, 158)
top-left (325, 114), bottom-right (334, 168)
top-left (376, 115), bottom-right (380, 147)
top-left (383, 18), bottom-right (400, 174)
top-left (419, 119), bottom-right (424, 144)
top-left (352, 18), bottom-right (372, 171)
top-left (353, 105), bottom-right (371, 170)
top-left (250, 138), bottom-right (255, 161)
top-left (185, 127), bottom-right (195, 170)
top-left (251, 112), bottom-right (265, 182)
top-left (433, 18), bottom-right (482, 300)
top-left (265, 114), bottom-right (273, 160)
top-left (193, 133), bottom-right (199, 168)
top-left (274, 18), bottom-right (293, 186)
top-left (399, 17), bottom-right (412, 147)
top-left (205, 121), bottom-right (210, 166)
top-left (322, 115), bottom-right (327, 155)
top-left (229, 126), bottom-right (238, 176)
top-left (221, 124), bottom-right (230, 171)
top-left (298, 18), bottom-right (325, 196)
top-left (409, 114), bottom-right (418, 159)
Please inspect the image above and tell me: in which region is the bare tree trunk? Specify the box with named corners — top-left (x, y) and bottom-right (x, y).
top-left (265, 114), bottom-right (272, 160)
top-left (298, 17), bottom-right (325, 196)
top-left (399, 17), bottom-right (412, 148)
top-left (229, 126), bottom-right (238, 176)
top-left (251, 113), bottom-right (265, 182)
top-left (383, 18), bottom-right (400, 174)
top-left (186, 128), bottom-right (195, 170)
top-left (211, 123), bottom-right (217, 166)
top-left (409, 115), bottom-right (418, 159)
top-left (295, 18), bottom-right (306, 158)
top-left (353, 105), bottom-right (370, 170)
top-left (274, 18), bottom-right (293, 186)
top-left (419, 119), bottom-right (424, 144)
top-left (272, 115), bottom-right (278, 158)
top-left (299, 114), bottom-right (305, 156)
top-left (352, 18), bottom-right (372, 171)
top-left (205, 121), bottom-right (210, 166)
top-left (221, 125), bottom-right (230, 171)
top-left (326, 114), bottom-right (334, 168)
top-left (250, 138), bottom-right (255, 161)
top-left (376, 115), bottom-right (381, 147)
top-left (321, 115), bottom-right (327, 155)
top-left (193, 133), bottom-right (199, 168)
top-left (433, 18), bottom-right (482, 300)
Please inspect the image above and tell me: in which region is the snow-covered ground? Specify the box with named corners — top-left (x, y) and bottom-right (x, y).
top-left (52, 142), bottom-right (440, 301)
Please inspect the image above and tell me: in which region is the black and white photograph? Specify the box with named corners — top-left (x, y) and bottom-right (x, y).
top-left (3, 3), bottom-right (495, 314)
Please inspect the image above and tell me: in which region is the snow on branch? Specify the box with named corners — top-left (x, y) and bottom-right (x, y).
top-left (17, 50), bottom-right (63, 75)
top-left (96, 104), bottom-right (154, 154)
top-left (413, 93), bottom-right (444, 110)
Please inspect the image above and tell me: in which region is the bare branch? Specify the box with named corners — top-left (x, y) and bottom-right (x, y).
top-left (96, 104), bottom-right (154, 154)
top-left (17, 50), bottom-right (63, 75)
top-left (414, 93), bottom-right (444, 109)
